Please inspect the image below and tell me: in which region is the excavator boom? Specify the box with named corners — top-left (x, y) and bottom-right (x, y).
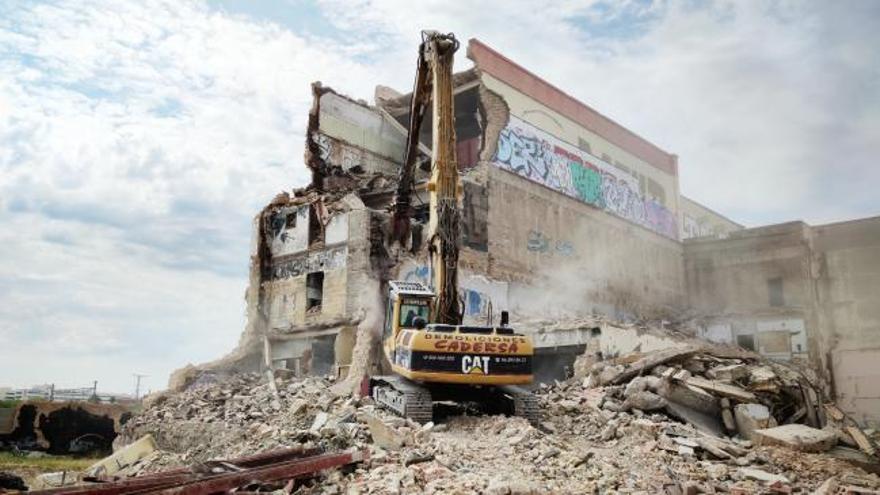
top-left (391, 31), bottom-right (462, 325)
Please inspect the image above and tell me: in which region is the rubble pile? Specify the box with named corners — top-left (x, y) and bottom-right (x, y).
top-left (116, 372), bottom-right (368, 472)
top-left (578, 345), bottom-right (857, 444)
top-left (107, 356), bottom-right (880, 494)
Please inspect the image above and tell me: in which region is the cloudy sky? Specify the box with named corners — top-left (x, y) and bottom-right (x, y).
top-left (1, 0), bottom-right (877, 393)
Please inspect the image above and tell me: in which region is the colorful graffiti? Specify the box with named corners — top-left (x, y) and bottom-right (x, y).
top-left (527, 230), bottom-right (574, 257)
top-left (493, 117), bottom-right (678, 239)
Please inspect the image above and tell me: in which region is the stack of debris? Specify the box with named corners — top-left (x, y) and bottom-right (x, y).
top-left (116, 372), bottom-right (368, 469)
top-left (31, 356), bottom-right (878, 494)
top-left (579, 344), bottom-right (879, 463)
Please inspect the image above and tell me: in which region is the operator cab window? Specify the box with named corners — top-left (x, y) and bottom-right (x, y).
top-left (399, 299), bottom-right (430, 328)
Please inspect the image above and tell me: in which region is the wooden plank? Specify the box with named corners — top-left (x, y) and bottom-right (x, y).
top-left (846, 426), bottom-right (877, 457)
top-left (825, 404), bottom-right (845, 421)
top-left (682, 376), bottom-right (756, 402)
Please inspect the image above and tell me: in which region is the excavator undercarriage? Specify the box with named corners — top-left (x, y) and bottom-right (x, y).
top-left (370, 376), bottom-right (539, 425)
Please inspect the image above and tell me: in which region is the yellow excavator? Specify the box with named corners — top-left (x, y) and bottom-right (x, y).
top-left (369, 31), bottom-right (537, 424)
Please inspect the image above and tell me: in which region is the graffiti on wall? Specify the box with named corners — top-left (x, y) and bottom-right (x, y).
top-left (402, 265), bottom-right (430, 284)
top-left (681, 214), bottom-right (715, 239)
top-left (271, 246), bottom-right (347, 280)
top-left (492, 116), bottom-right (678, 239)
top-left (268, 206), bottom-right (309, 257)
top-left (527, 230), bottom-right (574, 257)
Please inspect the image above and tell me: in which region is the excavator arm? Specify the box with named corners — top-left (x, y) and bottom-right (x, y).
top-left (391, 31), bottom-right (461, 325)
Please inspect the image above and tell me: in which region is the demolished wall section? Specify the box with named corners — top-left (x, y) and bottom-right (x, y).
top-left (683, 217), bottom-right (880, 426)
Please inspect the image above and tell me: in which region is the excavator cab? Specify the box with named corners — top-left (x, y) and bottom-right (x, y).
top-left (384, 281), bottom-right (434, 338)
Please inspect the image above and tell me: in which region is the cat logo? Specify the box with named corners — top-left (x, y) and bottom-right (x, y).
top-left (461, 355), bottom-right (490, 375)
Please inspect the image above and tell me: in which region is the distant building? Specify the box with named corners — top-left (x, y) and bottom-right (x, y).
top-left (0, 385), bottom-right (128, 404)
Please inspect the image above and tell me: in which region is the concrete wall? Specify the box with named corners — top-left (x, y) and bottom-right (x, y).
top-left (265, 252), bottom-right (348, 329)
top-left (318, 91), bottom-right (406, 164)
top-left (680, 195), bottom-right (743, 240)
top-left (488, 166), bottom-right (685, 319)
top-left (489, 115), bottom-right (679, 239)
top-left (813, 217), bottom-right (880, 425)
top-left (683, 222), bottom-right (815, 361)
top-left (267, 205), bottom-right (309, 257)
top-left (684, 222), bottom-right (813, 314)
top-left (683, 217), bottom-right (880, 426)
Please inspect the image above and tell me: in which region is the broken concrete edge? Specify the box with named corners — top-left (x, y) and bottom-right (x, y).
top-left (754, 424), bottom-right (837, 453)
top-left (580, 343), bottom-right (859, 452)
top-left (87, 433), bottom-right (159, 478)
top-left (361, 410), bottom-right (407, 451)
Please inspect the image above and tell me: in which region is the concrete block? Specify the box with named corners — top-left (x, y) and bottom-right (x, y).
top-left (734, 403), bottom-right (773, 441)
top-left (665, 401), bottom-right (724, 437)
top-left (86, 434), bottom-right (158, 477)
top-left (622, 390), bottom-right (667, 411)
top-left (310, 411), bottom-right (329, 432)
top-left (659, 382), bottom-right (720, 415)
top-left (707, 364), bottom-right (748, 381)
top-left (363, 412), bottom-right (406, 451)
top-left (737, 467), bottom-right (790, 484)
top-left (754, 424), bottom-right (837, 453)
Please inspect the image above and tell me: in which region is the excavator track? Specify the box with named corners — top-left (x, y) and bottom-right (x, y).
top-left (501, 385), bottom-right (541, 425)
top-left (370, 375), bottom-right (434, 424)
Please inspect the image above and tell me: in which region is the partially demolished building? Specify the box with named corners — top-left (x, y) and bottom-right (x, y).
top-left (229, 38), bottom-right (879, 425)
top-left (685, 216), bottom-right (880, 425)
top-left (239, 39), bottom-right (716, 370)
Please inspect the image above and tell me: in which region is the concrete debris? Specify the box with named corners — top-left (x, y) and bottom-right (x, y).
top-left (69, 368), bottom-right (877, 494)
top-left (735, 403), bottom-right (775, 441)
top-left (848, 426), bottom-right (878, 457)
top-left (86, 434), bottom-right (158, 477)
top-left (707, 364), bottom-right (749, 382)
top-left (582, 346), bottom-right (843, 445)
top-left (754, 424), bottom-right (838, 453)
top-left (737, 466), bottom-right (790, 484)
top-left (622, 390), bottom-right (667, 411)
top-left (362, 411), bottom-right (406, 451)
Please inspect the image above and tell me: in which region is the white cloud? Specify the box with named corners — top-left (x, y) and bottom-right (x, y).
top-left (0, 0), bottom-right (381, 391)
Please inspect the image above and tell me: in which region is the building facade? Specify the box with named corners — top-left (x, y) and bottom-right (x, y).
top-left (684, 217), bottom-right (880, 425)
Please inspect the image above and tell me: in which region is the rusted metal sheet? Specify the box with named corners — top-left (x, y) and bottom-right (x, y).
top-left (159, 450), bottom-right (366, 494)
top-left (28, 448), bottom-right (365, 495)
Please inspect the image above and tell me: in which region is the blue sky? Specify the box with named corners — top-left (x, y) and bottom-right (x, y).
top-left (1, 0), bottom-right (878, 393)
